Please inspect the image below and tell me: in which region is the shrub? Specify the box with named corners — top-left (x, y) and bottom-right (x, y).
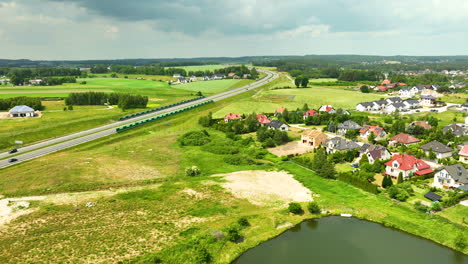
top-left (288, 202), bottom-right (303, 215)
top-left (307, 201), bottom-right (320, 214)
top-left (413, 201), bottom-right (429, 213)
top-left (388, 186), bottom-right (410, 201)
top-left (193, 247), bottom-right (212, 263)
top-left (202, 141), bottom-right (239, 154)
top-left (237, 217), bottom-right (250, 227)
top-left (226, 226), bottom-right (241, 242)
top-left (454, 232), bottom-right (466, 251)
top-left (185, 166), bottom-right (201, 177)
top-left (223, 155), bottom-right (250, 165)
top-left (179, 130), bottom-right (211, 146)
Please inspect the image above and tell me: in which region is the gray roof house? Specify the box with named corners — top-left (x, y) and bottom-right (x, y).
top-left (9, 105), bottom-right (35, 118)
top-left (267, 120), bottom-right (289, 131)
top-left (420, 140), bottom-right (453, 159)
top-left (433, 164), bottom-right (467, 189)
top-left (356, 102), bottom-right (374, 111)
top-left (442, 124), bottom-right (468, 137)
top-left (386, 97), bottom-right (403, 104)
top-left (337, 120), bottom-right (361, 135)
top-left (322, 137), bottom-right (360, 154)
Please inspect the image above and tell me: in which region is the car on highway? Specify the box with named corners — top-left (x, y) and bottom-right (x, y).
top-left (8, 158), bottom-right (18, 163)
top-left (9, 148), bottom-right (18, 154)
top-left (430, 109), bottom-right (438, 112)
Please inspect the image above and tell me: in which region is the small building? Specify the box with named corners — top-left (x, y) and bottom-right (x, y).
top-left (459, 145), bottom-right (468, 164)
top-left (322, 137), bottom-right (360, 154)
top-left (212, 74), bottom-right (224, 80)
top-left (386, 97), bottom-right (403, 104)
top-left (360, 144), bottom-right (391, 164)
top-left (29, 79), bottom-right (43, 85)
top-left (176, 77), bottom-right (189, 84)
top-left (408, 121), bottom-right (432, 130)
top-left (384, 154), bottom-right (433, 179)
top-left (411, 85), bottom-right (425, 94)
top-left (359, 125), bottom-right (387, 140)
top-left (420, 95), bottom-right (437, 107)
top-left (318, 105), bottom-right (335, 114)
top-left (9, 105), bottom-right (35, 118)
top-left (403, 99), bottom-right (420, 109)
top-left (386, 102), bottom-right (406, 113)
top-left (203, 76), bottom-right (211, 81)
top-left (274, 107), bottom-right (287, 116)
top-left (389, 133), bottom-right (420, 146)
top-left (189, 76), bottom-right (198, 81)
top-left (424, 192), bottom-right (442, 202)
top-left (224, 113), bottom-right (242, 123)
top-left (433, 164), bottom-right (467, 189)
top-left (303, 109), bottom-right (319, 120)
top-left (399, 88), bottom-right (415, 98)
top-left (173, 74), bottom-right (182, 78)
top-left (257, 114), bottom-right (270, 125)
top-left (356, 102), bottom-right (373, 112)
top-left (267, 120), bottom-right (289, 131)
top-left (420, 141), bottom-right (452, 159)
top-left (301, 130), bottom-right (328, 148)
top-left (337, 120), bottom-right (361, 135)
top-left (372, 100), bottom-right (388, 111)
top-left (227, 72), bottom-right (235, 77)
top-left (442, 124), bottom-right (467, 137)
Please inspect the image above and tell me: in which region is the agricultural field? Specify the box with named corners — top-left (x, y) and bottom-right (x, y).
top-left (309, 78), bottom-right (338, 83)
top-left (174, 79), bottom-right (253, 95)
top-left (178, 64), bottom-right (226, 72)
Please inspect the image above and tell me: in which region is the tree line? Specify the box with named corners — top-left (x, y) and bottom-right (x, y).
top-left (0, 97), bottom-right (42, 110)
top-left (2, 68), bottom-right (81, 85)
top-left (65, 92), bottom-right (148, 109)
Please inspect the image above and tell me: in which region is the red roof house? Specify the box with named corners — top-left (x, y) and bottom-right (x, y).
top-left (303, 109), bottom-right (320, 119)
top-left (359, 125), bottom-right (387, 139)
top-left (459, 145), bottom-right (468, 164)
top-left (257, 114), bottom-right (271, 124)
top-left (389, 133), bottom-right (421, 146)
top-left (228, 72), bottom-right (235, 77)
top-left (318, 105), bottom-right (335, 113)
top-left (224, 113), bottom-right (242, 122)
top-left (381, 80), bottom-right (391, 85)
top-left (408, 121), bottom-right (432, 130)
top-left (384, 154), bottom-right (433, 179)
top-left (377, 86), bottom-right (388, 92)
top-left (274, 107), bottom-right (286, 116)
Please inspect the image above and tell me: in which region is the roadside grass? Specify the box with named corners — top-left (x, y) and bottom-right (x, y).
top-left (174, 79), bottom-right (253, 95)
top-left (280, 162), bottom-right (468, 253)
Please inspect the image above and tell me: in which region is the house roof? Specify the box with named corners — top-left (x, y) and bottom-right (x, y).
top-left (319, 105), bottom-right (334, 113)
top-left (421, 95), bottom-right (436, 100)
top-left (368, 149), bottom-right (388, 160)
top-left (256, 114), bottom-right (270, 124)
top-left (387, 97), bottom-right (402, 102)
top-left (358, 102), bottom-right (374, 107)
top-left (381, 80), bottom-right (391, 85)
top-left (360, 125), bottom-right (385, 136)
top-left (459, 145), bottom-right (468, 156)
top-left (439, 164), bottom-right (468, 184)
top-left (374, 100), bottom-right (388, 105)
top-left (302, 130), bottom-right (328, 141)
top-left (304, 109), bottom-right (319, 116)
top-left (324, 137), bottom-right (360, 151)
top-left (390, 133), bottom-right (420, 144)
top-left (409, 121), bottom-right (432, 130)
top-left (338, 120), bottom-right (361, 130)
top-left (268, 120), bottom-right (288, 128)
top-left (275, 107), bottom-right (286, 114)
top-left (424, 192), bottom-right (442, 201)
top-left (390, 102), bottom-right (406, 108)
top-left (224, 113), bottom-right (242, 120)
top-left (385, 154), bottom-right (431, 171)
top-left (404, 99), bottom-right (419, 104)
top-left (377, 86), bottom-right (388, 92)
top-left (443, 124), bottom-right (467, 137)
top-left (9, 105), bottom-right (35, 113)
top-left (420, 141), bottom-right (452, 153)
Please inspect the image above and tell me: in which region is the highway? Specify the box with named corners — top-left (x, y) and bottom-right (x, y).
top-left (0, 70), bottom-right (278, 168)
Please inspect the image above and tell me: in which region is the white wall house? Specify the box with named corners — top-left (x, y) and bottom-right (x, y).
top-left (9, 105), bottom-right (35, 118)
top-left (433, 164), bottom-right (467, 189)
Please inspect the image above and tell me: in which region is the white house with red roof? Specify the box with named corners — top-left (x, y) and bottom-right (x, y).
top-left (256, 114), bottom-right (270, 125)
top-left (228, 72), bottom-right (235, 77)
top-left (224, 113), bottom-right (242, 123)
top-left (318, 105), bottom-right (336, 114)
top-left (359, 125), bottom-right (387, 140)
top-left (385, 154), bottom-right (434, 179)
top-left (459, 145), bottom-right (468, 164)
top-left (303, 109), bottom-right (320, 120)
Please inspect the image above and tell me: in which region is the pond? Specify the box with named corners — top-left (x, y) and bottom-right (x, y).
top-left (233, 216), bottom-right (468, 264)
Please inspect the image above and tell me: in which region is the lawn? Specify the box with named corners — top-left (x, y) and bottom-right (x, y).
top-left (309, 78), bottom-right (338, 83)
top-left (212, 86), bottom-right (382, 118)
top-left (437, 204), bottom-right (468, 226)
top-left (174, 79), bottom-right (253, 95)
top-left (178, 64), bottom-right (226, 72)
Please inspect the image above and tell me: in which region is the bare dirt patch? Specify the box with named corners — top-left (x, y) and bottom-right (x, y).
top-left (268, 141), bottom-right (313, 156)
top-left (216, 170), bottom-right (313, 208)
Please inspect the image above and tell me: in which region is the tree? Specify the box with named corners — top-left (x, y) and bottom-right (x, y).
top-left (327, 121), bottom-right (336, 133)
top-left (307, 202), bottom-right (320, 214)
top-left (288, 202), bottom-right (303, 215)
top-left (294, 76), bottom-right (302, 88)
top-left (301, 77), bottom-right (309, 88)
top-left (359, 154), bottom-right (369, 166)
top-left (67, 105), bottom-right (73, 111)
top-left (397, 172), bottom-right (404, 184)
top-left (368, 133), bottom-right (376, 143)
top-left (428, 150), bottom-right (437, 160)
top-left (360, 85), bottom-right (370, 93)
top-left (302, 103), bottom-right (309, 112)
top-left (226, 226), bottom-right (241, 242)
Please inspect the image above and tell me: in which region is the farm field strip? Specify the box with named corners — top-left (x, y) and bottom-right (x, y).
top-left (0, 70), bottom-right (277, 168)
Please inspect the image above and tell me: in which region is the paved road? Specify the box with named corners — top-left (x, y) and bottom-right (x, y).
top-left (0, 70), bottom-right (278, 168)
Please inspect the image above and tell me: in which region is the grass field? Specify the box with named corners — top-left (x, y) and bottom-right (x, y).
top-left (309, 78), bottom-right (338, 83)
top-left (175, 79), bottom-right (253, 95)
top-left (178, 64), bottom-right (226, 72)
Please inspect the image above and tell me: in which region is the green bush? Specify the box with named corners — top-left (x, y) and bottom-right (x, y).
top-left (237, 217), bottom-right (250, 227)
top-left (185, 166), bottom-right (201, 177)
top-left (413, 201), bottom-right (429, 213)
top-left (193, 247), bottom-right (212, 264)
top-left (288, 202), bottom-right (303, 215)
top-left (202, 141), bottom-right (239, 154)
top-left (179, 130), bottom-right (211, 146)
top-left (226, 226), bottom-right (241, 242)
top-left (223, 155), bottom-right (251, 165)
top-left (307, 201), bottom-right (321, 214)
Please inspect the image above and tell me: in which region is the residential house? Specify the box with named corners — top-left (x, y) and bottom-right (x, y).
top-left (301, 130), bottom-right (328, 148)
top-left (403, 99), bottom-right (420, 109)
top-left (173, 74), bottom-right (182, 78)
top-left (385, 83), bottom-right (398, 89)
top-left (359, 125), bottom-right (387, 140)
top-left (267, 120), bottom-right (289, 131)
top-left (303, 109), bottom-right (320, 120)
top-left (227, 72), bottom-right (235, 77)
top-left (212, 74), bottom-right (224, 80)
top-left (433, 164), bottom-right (467, 189)
top-left (420, 141), bottom-right (453, 159)
top-left (224, 113), bottom-right (242, 123)
top-left (386, 97), bottom-right (403, 104)
top-left (242, 74), bottom-right (251, 79)
top-left (389, 133), bottom-right (420, 146)
top-left (377, 86), bottom-right (388, 92)
top-left (203, 76), bottom-right (211, 81)
top-left (322, 137), bottom-right (361, 154)
top-left (359, 144), bottom-right (391, 164)
top-left (372, 100), bottom-right (388, 111)
top-left (381, 80), bottom-right (391, 85)
top-left (408, 121), bottom-right (432, 130)
top-left (399, 88), bottom-right (415, 98)
top-left (384, 154), bottom-right (434, 179)
top-left (459, 145), bottom-right (468, 164)
top-left (442, 124), bottom-right (468, 137)
top-left (176, 77), bottom-right (189, 84)
top-left (410, 85), bottom-right (425, 94)
top-left (274, 107), bottom-right (286, 117)
top-left (29, 79), bottom-right (43, 85)
top-left (189, 76), bottom-right (198, 82)
top-left (337, 120), bottom-right (361, 135)
top-left (386, 102), bottom-right (406, 113)
top-left (355, 102), bottom-right (373, 112)
top-left (421, 88), bottom-right (439, 98)
top-left (420, 95), bottom-right (437, 107)
top-left (256, 114), bottom-right (270, 125)
top-left (9, 105), bottom-right (35, 118)
top-left (318, 105), bottom-right (336, 114)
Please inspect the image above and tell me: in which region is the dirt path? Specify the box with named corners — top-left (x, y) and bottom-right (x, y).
top-left (215, 170), bottom-right (313, 208)
top-left (268, 141), bottom-right (313, 156)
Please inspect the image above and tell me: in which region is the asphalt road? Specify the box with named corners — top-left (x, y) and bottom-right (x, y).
top-left (0, 70), bottom-right (278, 169)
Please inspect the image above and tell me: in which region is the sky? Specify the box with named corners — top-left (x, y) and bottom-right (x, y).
top-left (0, 0), bottom-right (467, 60)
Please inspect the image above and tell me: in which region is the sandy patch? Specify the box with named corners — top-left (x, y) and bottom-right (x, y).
top-left (268, 141), bottom-right (313, 156)
top-left (0, 196), bottom-right (46, 226)
top-left (180, 189), bottom-right (205, 199)
top-left (216, 170), bottom-right (313, 208)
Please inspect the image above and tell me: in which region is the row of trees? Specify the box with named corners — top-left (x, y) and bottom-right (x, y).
top-left (0, 96), bottom-right (42, 110)
top-left (4, 68), bottom-right (81, 85)
top-left (294, 76), bottom-right (309, 88)
top-left (293, 148), bottom-right (336, 179)
top-left (65, 92), bottom-right (148, 109)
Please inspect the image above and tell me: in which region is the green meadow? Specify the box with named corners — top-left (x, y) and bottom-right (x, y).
top-left (175, 79), bottom-right (253, 95)
top-left (178, 64), bottom-right (226, 72)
